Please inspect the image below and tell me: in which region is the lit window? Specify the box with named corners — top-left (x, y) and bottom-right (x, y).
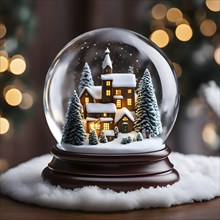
top-left (103, 123), bottom-right (110, 130)
top-left (116, 89), bottom-right (121, 95)
top-left (103, 113), bottom-right (107, 117)
top-left (123, 117), bottom-right (128, 121)
top-left (127, 98), bottom-right (132, 106)
top-left (106, 90), bottom-right (111, 96)
top-left (94, 123), bottom-right (100, 130)
top-left (85, 97), bottom-right (89, 103)
top-left (128, 89), bottom-right (132, 93)
top-left (116, 100), bottom-right (122, 108)
top-left (106, 81), bottom-right (111, 86)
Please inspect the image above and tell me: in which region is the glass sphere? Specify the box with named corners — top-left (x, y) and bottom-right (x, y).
top-left (44, 28), bottom-right (179, 143)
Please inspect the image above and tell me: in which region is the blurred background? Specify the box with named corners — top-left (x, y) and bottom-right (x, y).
top-left (0, 0), bottom-right (219, 172)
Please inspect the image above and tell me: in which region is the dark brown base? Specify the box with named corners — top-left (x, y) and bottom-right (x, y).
top-left (42, 145), bottom-right (179, 192)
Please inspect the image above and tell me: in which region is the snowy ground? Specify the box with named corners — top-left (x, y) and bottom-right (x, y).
top-left (0, 153), bottom-right (219, 211)
top-left (59, 132), bottom-right (165, 154)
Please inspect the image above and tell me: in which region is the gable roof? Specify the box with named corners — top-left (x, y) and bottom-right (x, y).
top-left (101, 73), bottom-right (136, 87)
top-left (86, 103), bottom-right (116, 113)
top-left (115, 107), bottom-right (135, 123)
top-left (80, 86), bottom-right (102, 99)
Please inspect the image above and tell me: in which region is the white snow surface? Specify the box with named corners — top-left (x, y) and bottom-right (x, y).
top-left (0, 152), bottom-right (219, 212)
top-left (86, 103), bottom-right (116, 113)
top-left (101, 73), bottom-right (136, 87)
top-left (60, 133), bottom-right (164, 154)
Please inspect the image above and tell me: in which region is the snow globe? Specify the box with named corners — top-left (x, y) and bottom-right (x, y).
top-left (42, 28), bottom-right (180, 191)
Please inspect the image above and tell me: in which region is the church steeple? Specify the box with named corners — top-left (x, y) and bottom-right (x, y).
top-left (102, 48), bottom-right (112, 74)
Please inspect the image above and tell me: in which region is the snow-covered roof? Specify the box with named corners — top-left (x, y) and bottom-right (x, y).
top-left (115, 107), bottom-right (134, 123)
top-left (103, 130), bottom-right (115, 136)
top-left (86, 103), bottom-right (116, 113)
top-left (100, 117), bottom-right (113, 122)
top-left (102, 48), bottom-right (112, 69)
top-left (113, 95), bottom-right (123, 99)
top-left (86, 117), bottom-right (97, 122)
top-left (101, 74), bottom-right (136, 87)
top-left (80, 86), bottom-right (102, 99)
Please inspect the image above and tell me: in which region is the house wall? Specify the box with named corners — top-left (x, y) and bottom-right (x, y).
top-left (80, 91), bottom-right (94, 118)
top-left (113, 87), bottom-right (135, 111)
top-left (116, 116), bottom-right (134, 133)
top-left (102, 79), bottom-right (113, 103)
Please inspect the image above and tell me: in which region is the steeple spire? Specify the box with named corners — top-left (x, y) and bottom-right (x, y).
top-left (102, 48), bottom-right (112, 73)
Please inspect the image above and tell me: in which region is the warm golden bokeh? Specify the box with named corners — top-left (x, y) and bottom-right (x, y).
top-left (10, 55), bottom-right (26, 75)
top-left (200, 19), bottom-right (217, 37)
top-left (150, 30), bottom-right (169, 48)
top-left (0, 23), bottom-right (6, 38)
top-left (0, 117), bottom-right (10, 135)
top-left (202, 123), bottom-right (218, 146)
top-left (214, 47), bottom-right (220, 65)
top-left (167, 8), bottom-right (183, 23)
top-left (206, 0), bottom-right (220, 12)
top-left (5, 88), bottom-right (22, 106)
top-left (172, 62), bottom-right (182, 78)
top-left (151, 4), bottom-right (167, 20)
top-left (175, 24), bottom-right (193, 42)
top-left (0, 55), bottom-right (9, 73)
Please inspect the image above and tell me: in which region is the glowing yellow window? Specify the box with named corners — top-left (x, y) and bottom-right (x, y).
top-left (127, 98), bottom-right (132, 106)
top-left (106, 90), bottom-right (111, 96)
top-left (85, 97), bottom-right (89, 103)
top-left (94, 123), bottom-right (100, 130)
top-left (106, 81), bottom-right (111, 86)
top-left (128, 89), bottom-right (132, 93)
top-left (123, 116), bottom-right (128, 121)
top-left (116, 100), bottom-right (122, 108)
top-left (103, 123), bottom-right (110, 130)
top-left (103, 113), bottom-right (107, 117)
top-left (116, 89), bottom-right (121, 95)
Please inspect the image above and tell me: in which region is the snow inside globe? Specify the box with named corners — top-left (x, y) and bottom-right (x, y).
top-left (44, 27), bottom-right (179, 154)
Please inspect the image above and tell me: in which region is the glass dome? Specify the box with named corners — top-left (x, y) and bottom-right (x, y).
top-left (44, 28), bottom-right (179, 143)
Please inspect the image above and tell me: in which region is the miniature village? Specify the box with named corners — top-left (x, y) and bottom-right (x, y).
top-left (61, 48), bottom-right (163, 147)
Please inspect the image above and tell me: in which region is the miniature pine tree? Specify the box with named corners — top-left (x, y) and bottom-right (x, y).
top-left (136, 132), bottom-right (143, 141)
top-left (99, 130), bottom-right (108, 143)
top-left (89, 128), bottom-right (99, 145)
top-left (121, 137), bottom-right (128, 144)
top-left (78, 63), bottom-right (94, 94)
top-left (128, 66), bottom-right (134, 74)
top-left (114, 126), bottom-right (119, 138)
top-left (127, 136), bottom-right (132, 143)
top-left (134, 69), bottom-right (163, 137)
top-left (61, 90), bottom-right (86, 145)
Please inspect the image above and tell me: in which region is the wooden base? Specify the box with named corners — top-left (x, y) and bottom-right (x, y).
top-left (42, 145), bottom-right (179, 191)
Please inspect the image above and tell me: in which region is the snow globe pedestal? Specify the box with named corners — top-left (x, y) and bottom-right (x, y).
top-left (42, 145), bottom-right (179, 191)
top-left (42, 28), bottom-right (180, 191)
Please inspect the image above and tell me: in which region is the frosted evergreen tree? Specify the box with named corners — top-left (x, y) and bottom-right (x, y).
top-left (121, 137), bottom-right (128, 144)
top-left (134, 69), bottom-right (163, 137)
top-left (61, 90), bottom-right (86, 145)
top-left (127, 136), bottom-right (132, 143)
top-left (99, 130), bottom-right (108, 143)
top-left (78, 63), bottom-right (94, 94)
top-left (136, 132), bottom-right (143, 141)
top-left (128, 66), bottom-right (134, 74)
top-left (89, 128), bottom-right (99, 145)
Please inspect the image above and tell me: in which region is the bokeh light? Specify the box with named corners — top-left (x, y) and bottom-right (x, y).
top-left (10, 55), bottom-right (26, 75)
top-left (0, 53), bottom-right (9, 72)
top-left (175, 24), bottom-right (193, 42)
top-left (0, 117), bottom-right (10, 135)
top-left (202, 123), bottom-right (218, 146)
top-left (150, 30), bottom-right (169, 48)
top-left (172, 62), bottom-right (182, 77)
top-left (19, 92), bottom-right (34, 109)
top-left (5, 88), bottom-right (22, 106)
top-left (214, 47), bottom-right (220, 65)
top-left (200, 19), bottom-right (217, 37)
top-left (206, 0), bottom-right (220, 12)
top-left (167, 8), bottom-right (183, 23)
top-left (0, 23), bottom-right (6, 38)
top-left (151, 4), bottom-right (167, 20)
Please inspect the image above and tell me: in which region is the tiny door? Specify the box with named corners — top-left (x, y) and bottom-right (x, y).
top-left (122, 122), bottom-right (128, 133)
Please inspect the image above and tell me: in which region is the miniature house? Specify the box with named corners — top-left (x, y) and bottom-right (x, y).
top-left (79, 48), bottom-right (136, 140)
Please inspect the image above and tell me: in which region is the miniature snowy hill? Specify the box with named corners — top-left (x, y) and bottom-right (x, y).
top-left (59, 132), bottom-right (165, 154)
